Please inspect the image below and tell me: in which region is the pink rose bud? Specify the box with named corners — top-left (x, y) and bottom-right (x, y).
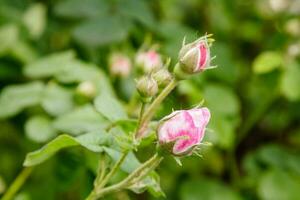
top-left (109, 53), bottom-right (131, 77)
top-left (178, 35), bottom-right (212, 74)
top-left (157, 108), bottom-right (211, 156)
top-left (135, 50), bottom-right (163, 73)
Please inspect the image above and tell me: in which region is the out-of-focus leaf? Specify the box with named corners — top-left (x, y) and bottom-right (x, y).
top-left (207, 117), bottom-right (236, 149)
top-left (24, 51), bottom-right (76, 78)
top-left (24, 130), bottom-right (112, 166)
top-left (73, 15), bottom-right (131, 47)
top-left (54, 61), bottom-right (99, 83)
top-left (53, 104), bottom-right (109, 136)
top-left (94, 93), bottom-right (127, 122)
top-left (0, 81), bottom-right (44, 118)
top-left (280, 62), bottom-right (300, 101)
top-left (25, 115), bottom-right (57, 143)
top-left (180, 179), bottom-right (241, 200)
top-left (0, 24), bottom-right (18, 55)
top-left (42, 82), bottom-right (74, 116)
top-left (258, 169), bottom-right (300, 200)
top-left (118, 0), bottom-right (155, 28)
top-left (204, 83), bottom-right (240, 116)
top-left (54, 0), bottom-right (109, 19)
top-left (253, 51), bottom-right (282, 74)
top-left (23, 3), bottom-right (46, 39)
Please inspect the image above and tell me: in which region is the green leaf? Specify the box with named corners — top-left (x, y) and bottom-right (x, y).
top-left (118, 0), bottom-right (155, 28)
top-left (258, 169), bottom-right (300, 200)
top-left (94, 93), bottom-right (127, 122)
top-left (41, 82), bottom-right (74, 116)
top-left (53, 104), bottom-right (109, 136)
top-left (54, 0), bottom-right (109, 19)
top-left (23, 130), bottom-right (111, 166)
top-left (54, 61), bottom-right (100, 83)
top-left (204, 83), bottom-right (240, 117)
top-left (73, 15), bottom-right (131, 47)
top-left (23, 3), bottom-right (46, 39)
top-left (207, 117), bottom-right (237, 149)
top-left (24, 51), bottom-right (76, 78)
top-left (253, 51), bottom-right (282, 74)
top-left (280, 62), bottom-right (300, 101)
top-left (0, 81), bottom-right (44, 118)
top-left (25, 115), bottom-right (57, 143)
top-left (103, 148), bottom-right (140, 173)
top-left (0, 24), bottom-right (18, 55)
top-left (180, 179), bottom-right (242, 200)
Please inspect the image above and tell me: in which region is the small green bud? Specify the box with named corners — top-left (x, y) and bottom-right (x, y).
top-left (153, 68), bottom-right (172, 87)
top-left (136, 75), bottom-right (158, 98)
top-left (76, 81), bottom-right (96, 99)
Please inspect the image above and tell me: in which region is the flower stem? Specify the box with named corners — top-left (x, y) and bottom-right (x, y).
top-left (86, 152), bottom-right (128, 200)
top-left (89, 154), bottom-right (163, 199)
top-left (1, 167), bottom-right (33, 200)
top-left (136, 78), bottom-right (178, 139)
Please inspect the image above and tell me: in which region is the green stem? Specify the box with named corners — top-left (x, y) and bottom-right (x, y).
top-left (1, 167), bottom-right (33, 200)
top-left (86, 152), bottom-right (128, 200)
top-left (92, 154), bottom-right (163, 199)
top-left (135, 78), bottom-right (178, 139)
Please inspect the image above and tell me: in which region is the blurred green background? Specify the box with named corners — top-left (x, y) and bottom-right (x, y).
top-left (0, 0), bottom-right (300, 199)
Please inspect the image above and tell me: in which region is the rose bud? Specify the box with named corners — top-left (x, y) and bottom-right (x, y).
top-left (153, 68), bottom-right (172, 87)
top-left (109, 53), bottom-right (131, 77)
top-left (136, 75), bottom-right (158, 98)
top-left (76, 81), bottom-right (96, 98)
top-left (178, 35), bottom-right (213, 74)
top-left (157, 108), bottom-right (211, 156)
top-left (135, 50), bottom-right (163, 73)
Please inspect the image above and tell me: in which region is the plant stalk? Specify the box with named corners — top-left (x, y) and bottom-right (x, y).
top-left (1, 167), bottom-right (33, 200)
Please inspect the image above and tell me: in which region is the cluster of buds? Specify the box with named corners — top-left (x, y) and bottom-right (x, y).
top-left (157, 108), bottom-right (211, 156)
top-left (109, 53), bottom-right (132, 78)
top-left (134, 34), bottom-right (215, 157)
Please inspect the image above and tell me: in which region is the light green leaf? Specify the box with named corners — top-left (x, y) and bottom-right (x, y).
top-left (24, 130), bottom-right (111, 166)
top-left (42, 82), bottom-right (74, 116)
top-left (24, 51), bottom-right (76, 78)
top-left (103, 147), bottom-right (140, 173)
top-left (54, 61), bottom-right (100, 83)
top-left (0, 24), bottom-right (19, 55)
top-left (0, 81), bottom-right (44, 118)
top-left (53, 104), bottom-right (109, 135)
top-left (73, 15), bottom-right (131, 47)
top-left (54, 0), bottom-right (109, 19)
top-left (25, 115), bottom-right (57, 143)
top-left (180, 179), bottom-right (242, 200)
top-left (23, 3), bottom-right (46, 39)
top-left (258, 170), bottom-right (300, 200)
top-left (253, 51), bottom-right (282, 74)
top-left (280, 62), bottom-right (300, 101)
top-left (204, 83), bottom-right (240, 117)
top-left (94, 93), bottom-right (127, 122)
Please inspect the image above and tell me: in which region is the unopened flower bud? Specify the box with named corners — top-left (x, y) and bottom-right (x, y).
top-left (136, 76), bottom-right (158, 98)
top-left (178, 35), bottom-right (212, 74)
top-left (109, 53), bottom-right (131, 77)
top-left (76, 81), bottom-right (96, 98)
top-left (153, 68), bottom-right (172, 87)
top-left (135, 50), bottom-right (163, 73)
top-left (157, 108), bottom-right (211, 156)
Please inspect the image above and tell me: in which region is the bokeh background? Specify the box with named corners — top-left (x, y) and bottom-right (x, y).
top-left (1, 0), bottom-right (300, 199)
